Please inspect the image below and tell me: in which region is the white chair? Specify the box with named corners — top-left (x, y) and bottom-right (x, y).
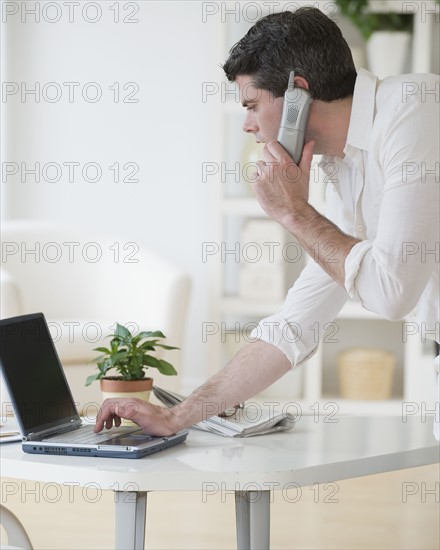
top-left (0, 505), bottom-right (33, 549)
top-left (0, 219), bottom-right (191, 411)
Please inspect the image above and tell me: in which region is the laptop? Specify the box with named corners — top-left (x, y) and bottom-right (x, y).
top-left (0, 312), bottom-right (188, 458)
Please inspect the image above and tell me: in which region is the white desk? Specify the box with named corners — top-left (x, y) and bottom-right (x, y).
top-left (1, 415), bottom-right (439, 550)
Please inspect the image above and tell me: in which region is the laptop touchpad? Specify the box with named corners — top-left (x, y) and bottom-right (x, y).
top-left (104, 433), bottom-right (158, 446)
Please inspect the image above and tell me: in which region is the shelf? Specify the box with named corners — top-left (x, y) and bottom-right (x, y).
top-left (221, 297), bottom-right (283, 316)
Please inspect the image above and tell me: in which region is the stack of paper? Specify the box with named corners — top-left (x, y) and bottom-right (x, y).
top-left (152, 386), bottom-right (297, 438)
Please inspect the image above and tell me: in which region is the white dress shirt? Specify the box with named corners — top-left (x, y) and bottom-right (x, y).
top-left (251, 69), bottom-right (439, 434)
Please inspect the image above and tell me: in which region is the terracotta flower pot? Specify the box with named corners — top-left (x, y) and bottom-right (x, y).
top-left (100, 377), bottom-right (153, 426)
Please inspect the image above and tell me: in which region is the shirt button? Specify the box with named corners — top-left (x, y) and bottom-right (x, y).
top-left (356, 225), bottom-right (364, 232)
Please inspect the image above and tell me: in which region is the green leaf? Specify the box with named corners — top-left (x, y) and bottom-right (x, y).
top-left (137, 330), bottom-right (166, 339)
top-left (85, 321), bottom-right (179, 386)
top-left (131, 335), bottom-right (142, 346)
top-left (154, 343), bottom-right (179, 351)
top-left (137, 339), bottom-right (179, 351)
top-left (139, 347), bottom-right (156, 354)
top-left (98, 359), bottom-right (112, 375)
top-left (155, 359), bottom-right (178, 376)
top-left (90, 354), bottom-right (107, 364)
top-left (93, 347), bottom-right (111, 354)
top-left (142, 355), bottom-right (177, 375)
top-left (129, 355), bottom-right (143, 370)
top-left (115, 323), bottom-right (131, 340)
top-left (142, 355), bottom-right (163, 369)
top-left (85, 373), bottom-right (100, 386)
top-left (334, 0), bottom-right (412, 40)
top-left (110, 338), bottom-right (120, 353)
top-left (138, 341), bottom-right (158, 351)
top-left (125, 367), bottom-right (144, 381)
top-left (110, 351), bottom-right (128, 365)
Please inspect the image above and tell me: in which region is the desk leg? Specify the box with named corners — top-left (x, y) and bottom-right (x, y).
top-left (114, 491), bottom-right (147, 550)
top-left (235, 490), bottom-right (270, 550)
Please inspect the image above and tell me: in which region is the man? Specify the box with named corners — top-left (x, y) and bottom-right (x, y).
top-left (95, 8), bottom-right (439, 437)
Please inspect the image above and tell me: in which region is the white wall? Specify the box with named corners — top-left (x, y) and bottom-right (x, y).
top-left (1, 1), bottom-right (227, 390)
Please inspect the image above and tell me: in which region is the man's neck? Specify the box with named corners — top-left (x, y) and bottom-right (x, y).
top-left (308, 96), bottom-right (353, 158)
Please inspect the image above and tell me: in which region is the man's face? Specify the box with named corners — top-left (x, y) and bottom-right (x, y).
top-left (236, 75), bottom-right (284, 144)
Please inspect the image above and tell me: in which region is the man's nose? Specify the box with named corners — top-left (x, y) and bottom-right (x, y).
top-left (242, 112), bottom-right (258, 134)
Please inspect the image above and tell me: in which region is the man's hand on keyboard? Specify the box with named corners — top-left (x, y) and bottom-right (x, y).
top-left (94, 398), bottom-right (179, 437)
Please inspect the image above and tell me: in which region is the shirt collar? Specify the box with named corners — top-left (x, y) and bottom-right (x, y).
top-left (344, 68), bottom-right (378, 153)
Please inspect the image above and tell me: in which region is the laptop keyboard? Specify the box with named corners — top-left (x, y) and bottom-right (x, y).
top-left (44, 425), bottom-right (139, 445)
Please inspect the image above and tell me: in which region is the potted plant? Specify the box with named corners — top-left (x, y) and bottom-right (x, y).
top-left (335, 0), bottom-right (413, 78)
top-left (86, 323), bottom-right (178, 423)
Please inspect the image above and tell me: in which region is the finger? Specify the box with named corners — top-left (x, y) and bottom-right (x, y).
top-left (94, 421), bottom-right (103, 433)
top-left (107, 403), bottom-right (122, 428)
top-left (265, 140), bottom-right (289, 162)
top-left (94, 400), bottom-right (111, 432)
top-left (261, 144), bottom-right (277, 163)
top-left (105, 416), bottom-right (114, 430)
top-left (255, 159), bottom-right (266, 179)
top-left (299, 139), bottom-right (315, 171)
top-left (94, 399), bottom-right (118, 432)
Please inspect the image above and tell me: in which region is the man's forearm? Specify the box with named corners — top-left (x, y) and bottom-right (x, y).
top-left (94, 338), bottom-right (292, 436)
top-left (285, 203), bottom-right (360, 286)
top-left (254, 140), bottom-right (360, 286)
top-left (170, 339), bottom-right (292, 430)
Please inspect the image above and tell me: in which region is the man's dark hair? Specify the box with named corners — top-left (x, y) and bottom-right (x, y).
top-left (222, 7), bottom-right (357, 101)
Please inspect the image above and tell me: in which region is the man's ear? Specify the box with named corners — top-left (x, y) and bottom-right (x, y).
top-left (293, 76), bottom-right (310, 90)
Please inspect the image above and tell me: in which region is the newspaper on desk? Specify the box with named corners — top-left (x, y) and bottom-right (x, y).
top-left (152, 386), bottom-right (297, 438)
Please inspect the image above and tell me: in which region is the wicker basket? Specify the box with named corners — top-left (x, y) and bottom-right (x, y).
top-left (337, 347), bottom-right (396, 400)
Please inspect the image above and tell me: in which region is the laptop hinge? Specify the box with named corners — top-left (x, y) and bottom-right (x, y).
top-left (24, 419), bottom-right (82, 442)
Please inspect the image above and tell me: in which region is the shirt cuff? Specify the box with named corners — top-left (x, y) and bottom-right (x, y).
top-left (344, 240), bottom-right (373, 302)
top-left (249, 312), bottom-right (318, 368)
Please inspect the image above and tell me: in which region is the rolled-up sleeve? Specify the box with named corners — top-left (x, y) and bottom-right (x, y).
top-left (250, 259), bottom-right (349, 367)
top-left (250, 158), bottom-right (351, 368)
top-left (344, 89), bottom-right (439, 321)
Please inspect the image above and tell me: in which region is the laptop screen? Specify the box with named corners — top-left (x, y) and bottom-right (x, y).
top-left (0, 313), bottom-right (80, 436)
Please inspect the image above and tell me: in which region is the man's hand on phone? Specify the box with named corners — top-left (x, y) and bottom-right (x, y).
top-left (252, 139), bottom-right (315, 231)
